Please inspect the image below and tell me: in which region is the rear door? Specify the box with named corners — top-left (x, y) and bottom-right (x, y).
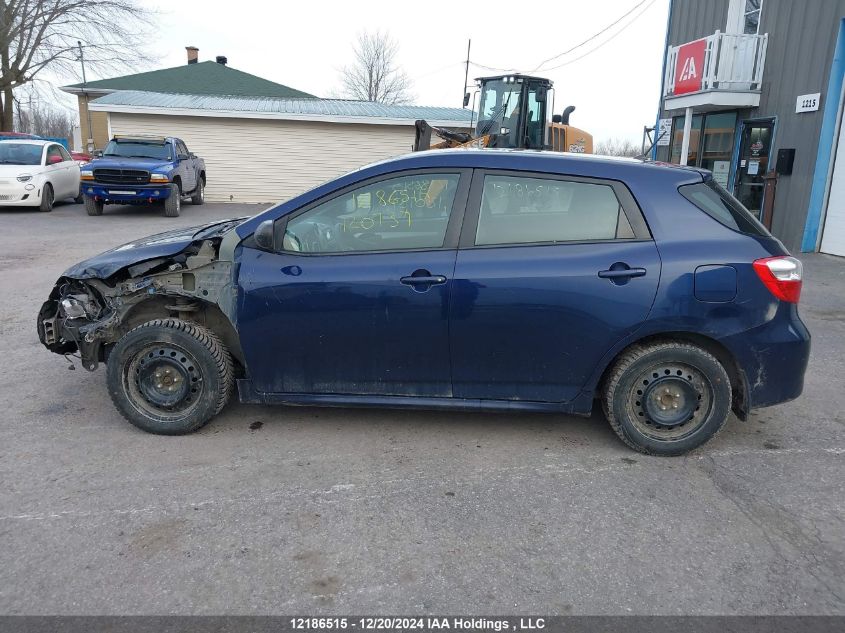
top-left (449, 170), bottom-right (660, 402)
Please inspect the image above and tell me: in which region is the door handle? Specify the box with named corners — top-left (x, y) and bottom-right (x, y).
top-left (400, 275), bottom-right (447, 285)
top-left (598, 268), bottom-right (647, 279)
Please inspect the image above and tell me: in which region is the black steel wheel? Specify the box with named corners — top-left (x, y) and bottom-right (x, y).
top-left (603, 342), bottom-right (731, 456)
top-left (107, 319), bottom-right (233, 434)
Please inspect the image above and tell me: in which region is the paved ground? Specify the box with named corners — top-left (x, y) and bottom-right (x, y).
top-left (0, 200), bottom-right (842, 615)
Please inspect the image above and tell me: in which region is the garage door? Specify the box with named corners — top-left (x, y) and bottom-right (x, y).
top-left (821, 117), bottom-right (845, 256)
top-left (108, 113), bottom-right (423, 204)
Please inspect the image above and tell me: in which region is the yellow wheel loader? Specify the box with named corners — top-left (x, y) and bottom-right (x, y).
top-left (413, 74), bottom-right (593, 154)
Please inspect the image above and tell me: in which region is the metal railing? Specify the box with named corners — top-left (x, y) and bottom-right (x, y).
top-left (663, 31), bottom-right (768, 97)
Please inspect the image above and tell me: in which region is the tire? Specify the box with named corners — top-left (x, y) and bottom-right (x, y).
top-left (39, 183), bottom-right (53, 212)
top-left (84, 195), bottom-right (103, 216)
top-left (164, 183), bottom-right (181, 217)
top-left (190, 177), bottom-right (205, 205)
top-left (106, 318), bottom-right (234, 435)
top-left (602, 341), bottom-right (732, 456)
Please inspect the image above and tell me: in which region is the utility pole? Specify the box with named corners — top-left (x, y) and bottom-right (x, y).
top-left (462, 39), bottom-right (471, 108)
top-left (78, 41), bottom-right (93, 153)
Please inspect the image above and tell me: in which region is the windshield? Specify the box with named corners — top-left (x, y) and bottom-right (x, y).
top-left (0, 143), bottom-right (42, 165)
top-left (103, 140), bottom-right (171, 160)
top-left (476, 79), bottom-right (522, 137)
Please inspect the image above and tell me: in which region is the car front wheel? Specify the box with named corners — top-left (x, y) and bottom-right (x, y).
top-left (106, 318), bottom-right (233, 435)
top-left (84, 196), bottom-right (103, 216)
top-left (39, 183), bottom-right (53, 212)
top-left (164, 183), bottom-right (181, 217)
top-left (602, 341), bottom-right (732, 456)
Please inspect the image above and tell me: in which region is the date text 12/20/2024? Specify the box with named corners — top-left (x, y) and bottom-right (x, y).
top-left (290, 618), bottom-right (547, 631)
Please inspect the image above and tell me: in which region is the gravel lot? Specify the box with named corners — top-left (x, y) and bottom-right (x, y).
top-left (0, 200), bottom-right (842, 615)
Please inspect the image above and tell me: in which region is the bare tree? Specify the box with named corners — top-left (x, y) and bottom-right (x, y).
top-left (594, 137), bottom-right (640, 157)
top-left (0, 0), bottom-right (154, 131)
top-left (16, 98), bottom-right (74, 138)
top-left (340, 30), bottom-right (413, 105)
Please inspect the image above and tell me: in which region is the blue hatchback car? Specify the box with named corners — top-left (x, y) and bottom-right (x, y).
top-left (38, 150), bottom-right (810, 455)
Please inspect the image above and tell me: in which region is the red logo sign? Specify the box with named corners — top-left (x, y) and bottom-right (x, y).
top-left (674, 38), bottom-right (707, 95)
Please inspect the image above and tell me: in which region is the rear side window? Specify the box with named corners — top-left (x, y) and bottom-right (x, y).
top-left (679, 180), bottom-right (770, 236)
top-left (475, 175), bottom-right (635, 246)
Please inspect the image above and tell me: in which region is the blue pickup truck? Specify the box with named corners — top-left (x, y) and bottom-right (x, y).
top-left (81, 135), bottom-right (206, 217)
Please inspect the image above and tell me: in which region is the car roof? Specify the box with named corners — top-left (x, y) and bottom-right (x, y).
top-left (0, 139), bottom-right (53, 146)
top-left (361, 149), bottom-right (709, 185)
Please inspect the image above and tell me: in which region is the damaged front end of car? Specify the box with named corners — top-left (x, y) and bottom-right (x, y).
top-left (37, 220), bottom-right (246, 372)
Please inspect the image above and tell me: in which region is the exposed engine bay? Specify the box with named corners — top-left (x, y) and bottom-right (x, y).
top-left (37, 222), bottom-right (245, 372)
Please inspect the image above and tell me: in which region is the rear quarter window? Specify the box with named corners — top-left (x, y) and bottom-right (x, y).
top-left (679, 179), bottom-right (770, 236)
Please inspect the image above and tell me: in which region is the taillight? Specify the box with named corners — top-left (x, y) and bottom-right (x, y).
top-left (753, 256), bottom-right (803, 303)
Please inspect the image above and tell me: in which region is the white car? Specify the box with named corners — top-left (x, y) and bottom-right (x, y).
top-left (0, 139), bottom-right (82, 211)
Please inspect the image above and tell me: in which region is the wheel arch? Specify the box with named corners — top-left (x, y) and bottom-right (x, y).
top-left (108, 295), bottom-right (244, 369)
top-left (595, 331), bottom-right (749, 420)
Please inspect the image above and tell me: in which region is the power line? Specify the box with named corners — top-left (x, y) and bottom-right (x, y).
top-left (468, 0), bottom-right (653, 76)
top-left (469, 0), bottom-right (657, 76)
top-left (529, 0), bottom-right (650, 72)
top-left (536, 0), bottom-right (658, 72)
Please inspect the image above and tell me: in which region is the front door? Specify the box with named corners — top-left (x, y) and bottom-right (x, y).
top-left (175, 140), bottom-right (196, 193)
top-left (237, 170), bottom-right (470, 397)
top-left (734, 119), bottom-right (773, 219)
top-left (449, 171), bottom-right (661, 402)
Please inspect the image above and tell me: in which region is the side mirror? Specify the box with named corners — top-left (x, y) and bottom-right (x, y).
top-left (463, 92), bottom-right (471, 107)
top-left (254, 219), bottom-right (275, 251)
top-left (177, 153), bottom-right (188, 161)
top-left (93, 150), bottom-right (103, 158)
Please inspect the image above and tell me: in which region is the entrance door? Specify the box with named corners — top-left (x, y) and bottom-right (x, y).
top-left (821, 117), bottom-right (845, 256)
top-left (734, 120), bottom-right (773, 219)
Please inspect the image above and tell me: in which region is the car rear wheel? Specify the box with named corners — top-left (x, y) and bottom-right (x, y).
top-left (39, 183), bottom-right (53, 212)
top-left (106, 318), bottom-right (233, 435)
top-left (164, 183), bottom-right (181, 217)
top-left (84, 195), bottom-right (103, 216)
top-left (191, 178), bottom-right (205, 205)
top-left (602, 341), bottom-right (731, 456)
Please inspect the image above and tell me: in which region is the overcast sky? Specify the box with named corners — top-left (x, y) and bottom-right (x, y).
top-left (53, 0), bottom-right (670, 144)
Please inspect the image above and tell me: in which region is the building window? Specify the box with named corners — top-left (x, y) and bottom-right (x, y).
top-left (668, 112), bottom-right (738, 179)
top-left (744, 0), bottom-right (763, 35)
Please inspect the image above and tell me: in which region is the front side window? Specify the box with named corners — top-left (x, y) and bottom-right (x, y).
top-left (475, 175), bottom-right (634, 246)
top-left (46, 145), bottom-right (64, 164)
top-left (283, 173), bottom-right (461, 254)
